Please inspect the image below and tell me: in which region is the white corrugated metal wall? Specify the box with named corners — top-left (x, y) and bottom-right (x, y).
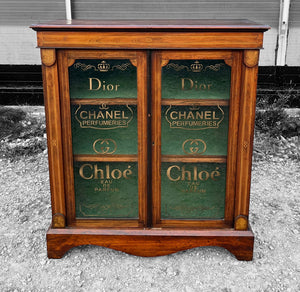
top-left (0, 0), bottom-right (65, 64)
top-left (0, 0), bottom-right (299, 66)
top-left (286, 0), bottom-right (300, 65)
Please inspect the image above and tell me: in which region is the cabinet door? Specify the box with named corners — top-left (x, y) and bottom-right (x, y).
top-left (58, 50), bottom-right (148, 227)
top-left (152, 51), bottom-right (241, 228)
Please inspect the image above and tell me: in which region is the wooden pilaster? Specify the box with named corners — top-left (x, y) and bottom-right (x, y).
top-left (41, 48), bottom-right (66, 228)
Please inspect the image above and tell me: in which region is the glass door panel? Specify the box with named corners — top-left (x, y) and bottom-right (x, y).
top-left (60, 50), bottom-right (147, 226)
top-left (161, 59), bottom-right (231, 99)
top-left (152, 51), bottom-right (238, 227)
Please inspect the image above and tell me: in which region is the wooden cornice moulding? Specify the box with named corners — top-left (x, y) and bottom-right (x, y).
top-left (243, 50), bottom-right (259, 68)
top-left (41, 48), bottom-right (56, 67)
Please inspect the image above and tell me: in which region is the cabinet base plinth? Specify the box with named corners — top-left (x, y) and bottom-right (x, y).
top-left (47, 226), bottom-right (254, 261)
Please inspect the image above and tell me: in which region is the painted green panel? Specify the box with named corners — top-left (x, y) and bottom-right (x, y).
top-left (69, 59), bottom-right (137, 99)
top-left (71, 104), bottom-right (137, 155)
top-left (161, 105), bottom-right (229, 155)
top-left (74, 161), bottom-right (138, 218)
top-left (161, 162), bottom-right (226, 219)
top-left (162, 59), bottom-right (231, 99)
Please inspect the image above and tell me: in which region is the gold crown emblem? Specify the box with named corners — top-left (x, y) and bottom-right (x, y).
top-left (97, 61), bottom-right (110, 72)
top-left (190, 61), bottom-right (203, 72)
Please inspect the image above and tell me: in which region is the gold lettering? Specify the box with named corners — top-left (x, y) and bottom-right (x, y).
top-left (212, 111), bottom-right (219, 120)
top-left (204, 111), bottom-right (211, 119)
top-left (107, 84), bottom-right (114, 91)
top-left (195, 111), bottom-right (203, 119)
top-left (106, 165), bottom-right (110, 179)
top-left (181, 78), bottom-right (193, 90)
top-left (170, 111), bottom-right (178, 120)
top-left (123, 165), bottom-right (133, 179)
top-left (122, 111), bottom-right (128, 119)
top-left (111, 169), bottom-right (122, 179)
top-left (94, 164), bottom-right (104, 180)
top-left (199, 170), bottom-right (209, 181)
top-left (88, 78), bottom-right (120, 91)
top-left (166, 165), bottom-right (222, 182)
top-left (178, 111), bottom-right (186, 119)
top-left (211, 167), bottom-right (221, 181)
top-left (181, 166), bottom-right (191, 181)
top-left (166, 165), bottom-right (181, 181)
top-left (79, 164), bottom-right (93, 180)
top-left (180, 78), bottom-right (213, 91)
top-left (80, 111), bottom-right (88, 119)
top-left (186, 111), bottom-right (195, 120)
top-left (89, 111), bottom-right (96, 119)
top-left (105, 111), bottom-right (113, 119)
top-left (96, 111), bottom-right (105, 119)
top-left (89, 78), bottom-right (101, 90)
top-left (114, 111), bottom-right (121, 119)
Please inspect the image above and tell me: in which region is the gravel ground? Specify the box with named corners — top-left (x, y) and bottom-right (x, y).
top-left (0, 153), bottom-right (299, 292)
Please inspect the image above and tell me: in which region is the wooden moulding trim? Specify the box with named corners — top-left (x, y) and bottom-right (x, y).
top-left (224, 58), bottom-right (233, 67)
top-left (46, 226), bottom-right (254, 260)
top-left (243, 50), bottom-right (259, 67)
top-left (52, 213), bottom-right (66, 228)
top-left (234, 215), bottom-right (248, 230)
top-left (36, 31), bottom-right (264, 49)
top-left (161, 99), bottom-right (229, 106)
top-left (67, 58), bottom-right (76, 67)
top-left (235, 50), bottom-right (259, 219)
top-left (65, 49), bottom-right (139, 60)
top-left (224, 51), bottom-right (243, 228)
top-left (151, 52), bottom-right (162, 226)
top-left (70, 219), bottom-right (140, 228)
top-left (42, 59), bottom-right (66, 220)
top-left (74, 154), bottom-right (138, 162)
top-left (70, 98), bottom-right (137, 105)
top-left (129, 58), bottom-right (137, 67)
top-left (157, 220), bottom-right (229, 228)
top-left (160, 50), bottom-right (233, 60)
top-left (41, 48), bottom-right (56, 66)
top-left (161, 155), bottom-right (226, 163)
top-left (161, 59), bottom-right (170, 67)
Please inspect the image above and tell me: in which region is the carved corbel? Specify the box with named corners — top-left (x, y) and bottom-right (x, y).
top-left (68, 58), bottom-right (76, 67)
top-left (129, 58), bottom-right (138, 67)
top-left (234, 214), bottom-right (248, 230)
top-left (224, 58), bottom-right (233, 67)
top-left (243, 50), bottom-right (259, 68)
top-left (52, 213), bottom-right (66, 228)
top-left (161, 59), bottom-right (170, 67)
top-left (41, 49), bottom-right (56, 67)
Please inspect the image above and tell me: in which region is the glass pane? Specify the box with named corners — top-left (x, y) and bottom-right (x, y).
top-left (161, 105), bottom-right (229, 155)
top-left (162, 59), bottom-right (231, 99)
top-left (71, 104), bottom-right (138, 155)
top-left (161, 162), bottom-right (226, 219)
top-left (69, 59), bottom-right (137, 99)
top-left (74, 161), bottom-right (138, 218)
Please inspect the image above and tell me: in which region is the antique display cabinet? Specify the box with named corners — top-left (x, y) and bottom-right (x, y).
top-left (31, 20), bottom-right (269, 260)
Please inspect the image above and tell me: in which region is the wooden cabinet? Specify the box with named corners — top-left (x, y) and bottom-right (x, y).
top-left (31, 20), bottom-right (269, 260)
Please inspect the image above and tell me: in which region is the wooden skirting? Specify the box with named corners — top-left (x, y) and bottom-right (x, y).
top-left (47, 226), bottom-right (254, 261)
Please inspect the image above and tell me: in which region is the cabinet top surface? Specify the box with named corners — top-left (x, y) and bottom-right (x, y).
top-left (31, 19), bottom-right (270, 32)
